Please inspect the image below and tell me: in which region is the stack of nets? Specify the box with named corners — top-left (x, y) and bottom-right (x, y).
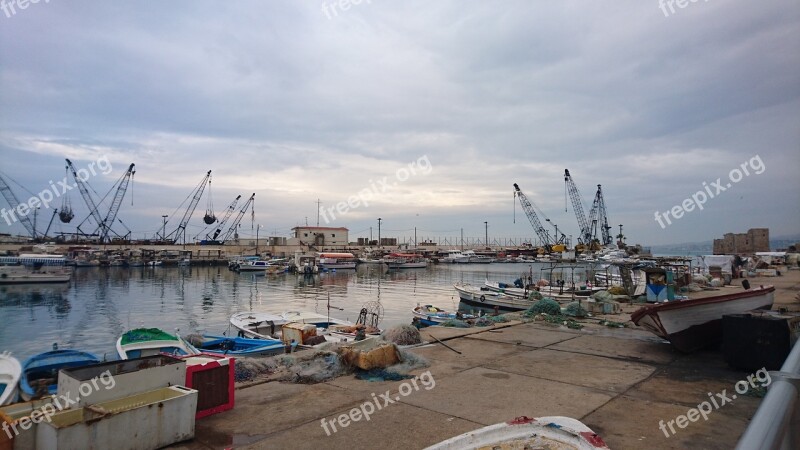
top-left (440, 319), bottom-right (470, 328)
top-left (523, 298), bottom-right (561, 317)
top-left (382, 325), bottom-right (422, 345)
top-left (563, 301), bottom-right (588, 317)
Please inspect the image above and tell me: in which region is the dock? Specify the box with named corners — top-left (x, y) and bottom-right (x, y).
top-left (170, 270), bottom-right (800, 449)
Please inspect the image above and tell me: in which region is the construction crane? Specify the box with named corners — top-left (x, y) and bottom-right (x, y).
top-left (69, 160), bottom-right (135, 242)
top-left (588, 184), bottom-right (612, 246)
top-left (513, 183), bottom-right (566, 251)
top-left (220, 193), bottom-right (255, 243)
top-left (203, 195), bottom-right (241, 243)
top-left (564, 169), bottom-right (593, 246)
top-left (163, 170), bottom-right (212, 245)
top-left (0, 172), bottom-right (38, 239)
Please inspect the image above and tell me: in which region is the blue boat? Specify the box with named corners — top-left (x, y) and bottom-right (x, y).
top-left (196, 335), bottom-right (286, 357)
top-left (19, 347), bottom-right (100, 401)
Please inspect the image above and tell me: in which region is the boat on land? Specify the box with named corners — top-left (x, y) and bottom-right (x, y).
top-left (384, 253), bottom-right (428, 269)
top-left (412, 305), bottom-right (479, 326)
top-left (631, 284), bottom-right (775, 352)
top-left (317, 252), bottom-right (357, 270)
top-left (192, 335), bottom-right (286, 357)
top-left (19, 347), bottom-right (100, 401)
top-left (230, 310), bottom-right (380, 344)
top-left (424, 415), bottom-right (609, 450)
top-left (116, 328), bottom-right (201, 360)
top-left (454, 284), bottom-right (534, 312)
top-left (0, 352), bottom-right (21, 405)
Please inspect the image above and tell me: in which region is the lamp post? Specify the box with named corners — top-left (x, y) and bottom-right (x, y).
top-left (377, 218), bottom-right (382, 248)
top-left (256, 224), bottom-right (262, 256)
top-left (161, 215), bottom-right (168, 241)
top-left (484, 221), bottom-right (488, 249)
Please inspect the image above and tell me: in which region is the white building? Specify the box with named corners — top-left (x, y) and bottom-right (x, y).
top-left (291, 226), bottom-right (349, 247)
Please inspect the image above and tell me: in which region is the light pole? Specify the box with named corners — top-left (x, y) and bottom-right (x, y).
top-left (256, 224), bottom-right (261, 256)
top-left (484, 221), bottom-right (488, 249)
top-left (161, 215), bottom-right (168, 241)
top-left (377, 218), bottom-right (382, 247)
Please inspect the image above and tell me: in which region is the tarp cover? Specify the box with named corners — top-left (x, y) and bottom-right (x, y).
top-left (700, 255), bottom-right (733, 274)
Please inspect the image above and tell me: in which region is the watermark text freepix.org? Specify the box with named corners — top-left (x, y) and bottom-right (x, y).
top-left (1, 0), bottom-right (51, 19)
top-left (659, 367), bottom-right (770, 438)
top-left (1, 156), bottom-right (113, 227)
top-left (2, 369), bottom-right (116, 439)
top-left (321, 0), bottom-right (370, 20)
top-left (659, 0), bottom-right (709, 18)
top-left (318, 155), bottom-right (432, 224)
top-left (654, 154), bottom-right (764, 229)
top-left (320, 370), bottom-right (435, 436)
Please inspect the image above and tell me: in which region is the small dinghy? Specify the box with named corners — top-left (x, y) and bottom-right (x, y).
top-left (19, 347), bottom-right (100, 401)
top-left (424, 416), bottom-right (609, 450)
top-left (116, 328), bottom-right (201, 360)
top-left (0, 351), bottom-right (22, 405)
top-left (412, 305), bottom-right (479, 326)
top-left (193, 335), bottom-right (286, 357)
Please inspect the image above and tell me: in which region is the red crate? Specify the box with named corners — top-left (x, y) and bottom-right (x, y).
top-left (179, 354), bottom-right (235, 418)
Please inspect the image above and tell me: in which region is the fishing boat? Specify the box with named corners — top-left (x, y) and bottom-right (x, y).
top-left (439, 250), bottom-right (466, 264)
top-left (483, 280), bottom-right (598, 300)
top-left (317, 252), bottom-right (357, 270)
top-left (454, 284), bottom-right (534, 311)
top-left (631, 284), bottom-right (775, 352)
top-left (464, 250), bottom-right (493, 264)
top-left (412, 305), bottom-right (479, 326)
top-left (0, 352), bottom-right (21, 405)
top-left (384, 253), bottom-right (428, 269)
top-left (425, 416), bottom-right (609, 450)
top-left (230, 310), bottom-right (380, 344)
top-left (0, 265), bottom-right (72, 284)
top-left (192, 335), bottom-right (286, 357)
top-left (235, 260), bottom-right (271, 272)
top-left (116, 328), bottom-right (201, 360)
top-left (19, 347), bottom-right (100, 401)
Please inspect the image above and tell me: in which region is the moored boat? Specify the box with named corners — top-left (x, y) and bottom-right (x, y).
top-left (412, 304), bottom-right (479, 326)
top-left (19, 347), bottom-right (100, 401)
top-left (317, 252), bottom-right (357, 270)
top-left (424, 416), bottom-right (609, 450)
top-left (631, 284), bottom-right (775, 352)
top-left (0, 265), bottom-right (72, 284)
top-left (0, 351), bottom-right (21, 405)
top-left (454, 284), bottom-right (534, 311)
top-left (384, 253), bottom-right (428, 269)
top-left (230, 310), bottom-right (380, 344)
top-left (116, 328), bottom-right (201, 360)
top-left (193, 335), bottom-right (285, 357)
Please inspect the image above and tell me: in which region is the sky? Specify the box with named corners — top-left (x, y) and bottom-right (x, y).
top-left (0, 1), bottom-right (798, 247)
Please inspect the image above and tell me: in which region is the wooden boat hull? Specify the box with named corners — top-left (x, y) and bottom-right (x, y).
top-left (198, 335), bottom-right (285, 357)
top-left (117, 328), bottom-right (200, 360)
top-left (412, 306), bottom-right (478, 325)
top-left (631, 285), bottom-right (775, 352)
top-left (424, 415), bottom-right (609, 449)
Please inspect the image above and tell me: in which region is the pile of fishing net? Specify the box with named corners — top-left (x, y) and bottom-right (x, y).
top-left (592, 290), bottom-right (613, 302)
top-left (607, 286), bottom-right (627, 296)
top-left (440, 319), bottom-right (470, 328)
top-left (472, 317), bottom-right (495, 327)
top-left (382, 324), bottom-right (422, 345)
top-left (527, 290), bottom-right (544, 301)
top-left (234, 350), bottom-right (346, 384)
top-left (563, 301), bottom-right (588, 318)
top-left (485, 314), bottom-right (509, 323)
top-left (523, 298), bottom-right (562, 317)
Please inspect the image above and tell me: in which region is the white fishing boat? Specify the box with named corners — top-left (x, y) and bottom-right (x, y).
top-left (454, 284), bottom-right (534, 311)
top-left (0, 351), bottom-right (21, 405)
top-left (439, 250), bottom-right (466, 264)
top-left (425, 416), bottom-right (609, 450)
top-left (631, 284), bottom-right (775, 352)
top-left (230, 310), bottom-right (380, 344)
top-left (235, 260), bottom-right (270, 272)
top-left (116, 328), bottom-right (201, 360)
top-left (461, 250), bottom-right (493, 264)
top-left (384, 253), bottom-right (428, 269)
top-left (412, 304), bottom-right (479, 326)
top-left (317, 252), bottom-right (357, 270)
top-left (0, 265), bottom-right (72, 284)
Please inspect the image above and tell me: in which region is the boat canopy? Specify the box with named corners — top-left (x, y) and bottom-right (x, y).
top-left (319, 253), bottom-right (355, 258)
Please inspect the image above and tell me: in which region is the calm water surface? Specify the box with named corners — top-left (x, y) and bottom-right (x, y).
top-left (0, 262), bottom-right (593, 359)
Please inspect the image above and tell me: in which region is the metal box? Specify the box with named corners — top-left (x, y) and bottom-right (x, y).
top-left (178, 354), bottom-right (235, 418)
top-left (57, 355), bottom-right (186, 407)
top-left (36, 385), bottom-right (197, 450)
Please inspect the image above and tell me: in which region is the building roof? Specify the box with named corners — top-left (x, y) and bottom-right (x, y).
top-left (291, 226), bottom-right (348, 231)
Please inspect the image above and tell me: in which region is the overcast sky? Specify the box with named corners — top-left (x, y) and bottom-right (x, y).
top-left (1, 1), bottom-right (798, 247)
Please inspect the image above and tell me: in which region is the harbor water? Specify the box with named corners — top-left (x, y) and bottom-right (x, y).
top-left (0, 262), bottom-right (597, 359)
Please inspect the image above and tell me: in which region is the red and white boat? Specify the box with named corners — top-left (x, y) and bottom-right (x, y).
top-left (631, 284), bottom-right (775, 352)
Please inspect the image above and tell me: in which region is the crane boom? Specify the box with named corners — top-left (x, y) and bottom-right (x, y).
top-left (220, 193), bottom-right (255, 243)
top-left (564, 169), bottom-right (592, 245)
top-left (97, 163), bottom-right (135, 241)
top-left (207, 195), bottom-right (241, 241)
top-left (165, 170), bottom-right (212, 244)
top-left (66, 159), bottom-right (106, 238)
top-left (0, 172), bottom-right (38, 239)
top-left (591, 184), bottom-right (612, 245)
top-left (513, 183), bottom-right (554, 248)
